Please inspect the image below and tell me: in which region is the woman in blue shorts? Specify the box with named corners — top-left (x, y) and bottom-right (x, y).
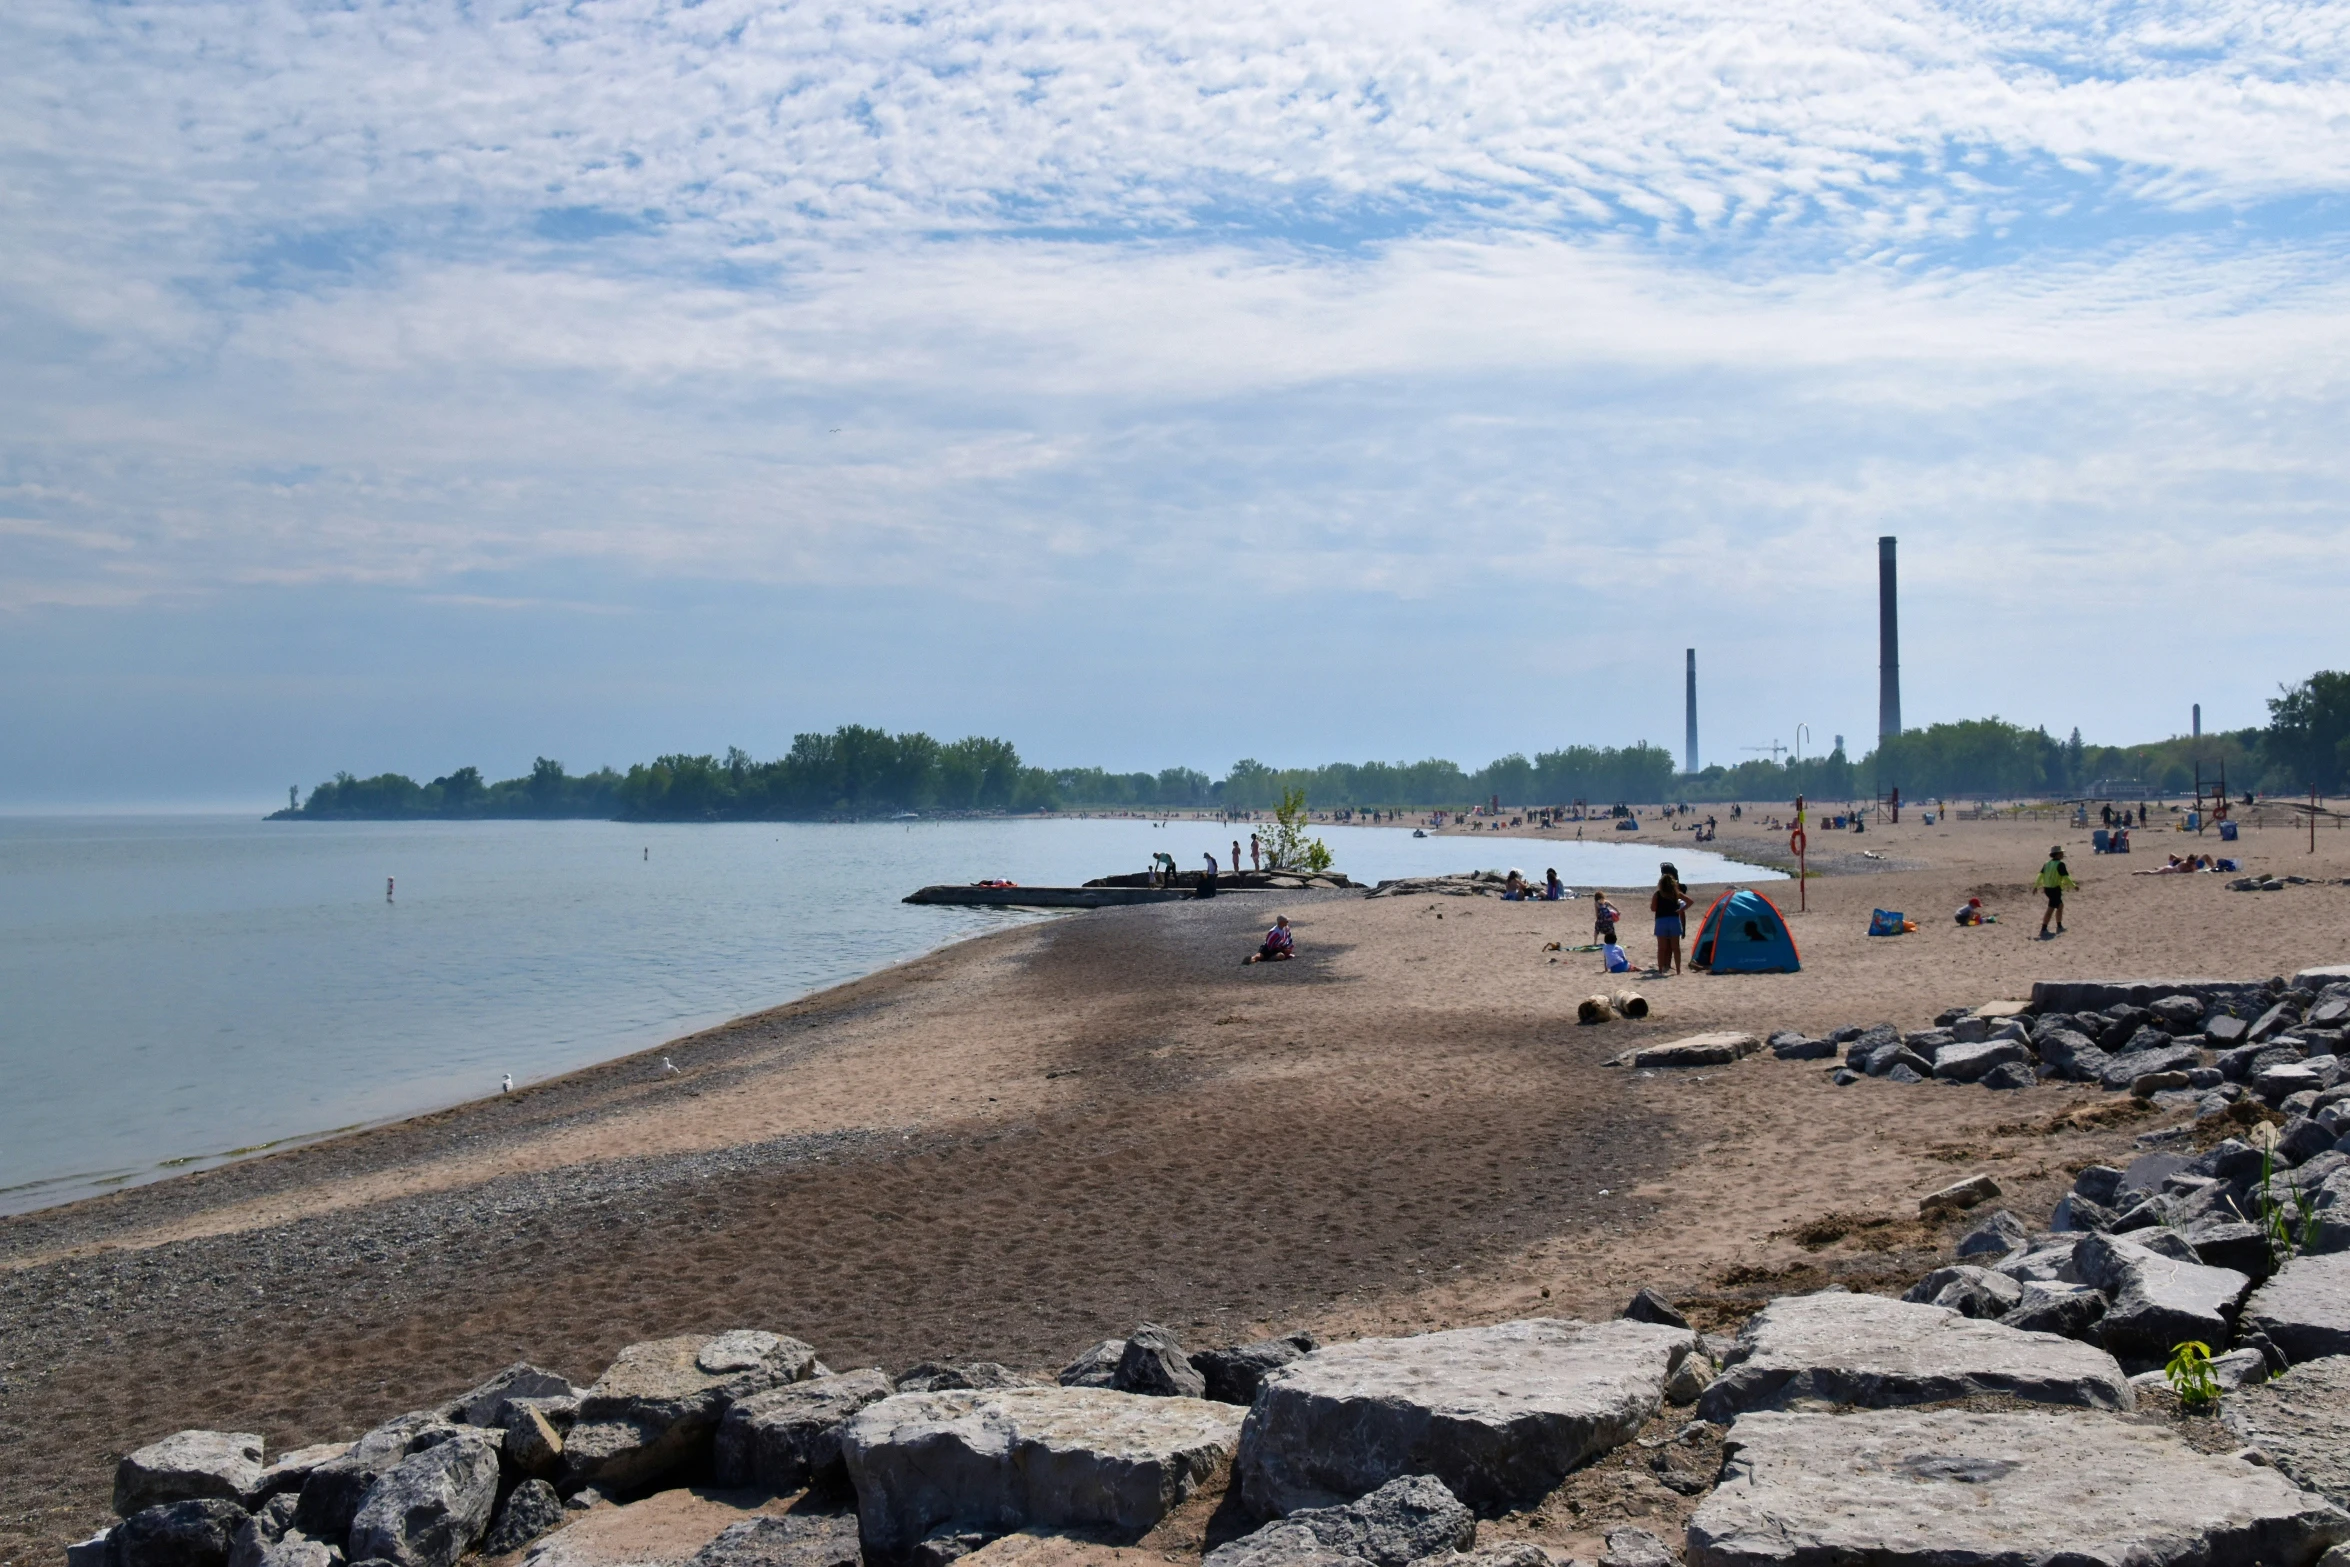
top-left (1650, 871), bottom-right (1691, 975)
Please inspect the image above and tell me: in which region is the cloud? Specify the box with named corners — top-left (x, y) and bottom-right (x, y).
top-left (1, 0), bottom-right (2347, 776)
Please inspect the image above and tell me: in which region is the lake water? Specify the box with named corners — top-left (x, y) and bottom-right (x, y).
top-left (0, 815), bottom-right (1777, 1213)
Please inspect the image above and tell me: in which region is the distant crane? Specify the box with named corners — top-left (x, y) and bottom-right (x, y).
top-left (1744, 740), bottom-right (1791, 763)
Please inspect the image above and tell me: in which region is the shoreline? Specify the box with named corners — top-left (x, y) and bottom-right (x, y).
top-left (8, 810), bottom-right (2345, 1561)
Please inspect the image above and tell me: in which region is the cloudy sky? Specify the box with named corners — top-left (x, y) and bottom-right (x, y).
top-left (5, 0), bottom-right (2348, 803)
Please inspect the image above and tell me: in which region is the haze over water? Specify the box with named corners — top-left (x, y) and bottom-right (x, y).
top-left (2, 815), bottom-right (1777, 1213)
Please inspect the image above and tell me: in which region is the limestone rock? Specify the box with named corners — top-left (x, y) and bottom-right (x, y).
top-left (252, 1448), bottom-right (351, 1507)
top-left (1933, 1039), bottom-right (2030, 1082)
top-left (443, 1365), bottom-right (575, 1430)
top-left (117, 1434), bottom-right (267, 1516)
top-left (2187, 1220), bottom-right (2274, 1279)
top-left (249, 1540), bottom-right (339, 1567)
top-left (1998, 1283), bottom-right (2108, 1340)
top-left (1955, 1210), bottom-right (2028, 1259)
top-left (1236, 1317), bottom-right (1696, 1516)
top-left (1597, 1529), bottom-right (1675, 1567)
top-left (1767, 1035), bottom-right (1833, 1061)
top-left (294, 1416), bottom-right (457, 1544)
top-left (1190, 1333), bottom-right (1320, 1407)
top-left (686, 1514), bottom-right (862, 1567)
top-left (1115, 1324), bottom-right (1207, 1398)
top-left (1695, 1291), bottom-right (2133, 1421)
top-left (1685, 1407), bottom-right (2350, 1567)
top-left (112, 1501), bottom-right (251, 1567)
top-left (1622, 1289), bottom-right (1690, 1330)
top-left (480, 1481), bottom-right (564, 1558)
top-left (2244, 1253), bottom-right (2350, 1364)
top-left (1624, 1033), bottom-right (1759, 1069)
top-left (347, 1434), bottom-right (500, 1567)
top-left (1980, 1062), bottom-right (2036, 1090)
top-left (2036, 1028), bottom-right (2110, 1081)
top-left (563, 1331), bottom-right (820, 1493)
top-left (1206, 1475), bottom-right (1474, 1567)
top-left (1918, 1173), bottom-right (2001, 1216)
top-left (2100, 1043), bottom-right (2207, 1091)
top-left (2073, 1232), bottom-right (2254, 1366)
top-left (1902, 1266), bottom-right (2023, 1319)
top-left (497, 1404), bottom-right (564, 1481)
top-left (715, 1367), bottom-right (897, 1492)
top-left (1056, 1341), bottom-right (1125, 1390)
top-left (895, 1364), bottom-right (1034, 1394)
top-left (227, 1495), bottom-right (299, 1567)
top-left (840, 1386), bottom-right (1244, 1565)
top-left (1993, 1234), bottom-right (2082, 1283)
top-left (2225, 1355), bottom-right (2350, 1511)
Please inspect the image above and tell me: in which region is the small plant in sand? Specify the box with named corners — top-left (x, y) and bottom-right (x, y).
top-left (1263, 788), bottom-right (1333, 874)
top-left (2164, 1340), bottom-right (2221, 1410)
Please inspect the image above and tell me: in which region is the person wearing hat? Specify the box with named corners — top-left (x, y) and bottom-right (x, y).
top-left (2036, 847), bottom-right (2077, 938)
top-left (1954, 896), bottom-right (1987, 926)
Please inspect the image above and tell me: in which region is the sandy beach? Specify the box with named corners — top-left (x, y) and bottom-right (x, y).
top-left (5, 805), bottom-right (2348, 1565)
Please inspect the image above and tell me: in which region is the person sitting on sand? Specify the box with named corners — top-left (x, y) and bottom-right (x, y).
top-left (1954, 897), bottom-right (1986, 925)
top-left (1544, 868), bottom-right (1565, 900)
top-left (1244, 915), bottom-right (1295, 964)
top-left (1503, 869), bottom-right (1529, 899)
top-left (1601, 938), bottom-right (1633, 974)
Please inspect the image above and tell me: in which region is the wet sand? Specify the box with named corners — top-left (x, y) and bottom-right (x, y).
top-left (4, 806), bottom-right (2346, 1565)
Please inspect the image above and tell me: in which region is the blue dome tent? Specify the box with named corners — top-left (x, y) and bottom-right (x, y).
top-left (1691, 887), bottom-right (1801, 973)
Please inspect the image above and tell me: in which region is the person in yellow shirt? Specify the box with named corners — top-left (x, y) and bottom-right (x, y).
top-left (2036, 846), bottom-right (2078, 938)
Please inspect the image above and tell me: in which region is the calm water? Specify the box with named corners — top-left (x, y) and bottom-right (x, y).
top-left (0, 815), bottom-right (1776, 1212)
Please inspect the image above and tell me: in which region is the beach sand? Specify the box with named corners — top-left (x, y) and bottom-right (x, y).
top-left (4, 806), bottom-right (2347, 1564)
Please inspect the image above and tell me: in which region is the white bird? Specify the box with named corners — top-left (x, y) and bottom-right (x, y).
top-left (662, 1056), bottom-right (680, 1075)
top-left (501, 1074), bottom-right (513, 1093)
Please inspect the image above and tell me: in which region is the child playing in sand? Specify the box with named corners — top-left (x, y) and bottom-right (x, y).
top-left (1593, 896), bottom-right (1621, 945)
top-left (1601, 938), bottom-right (1633, 974)
top-left (1244, 915), bottom-right (1294, 964)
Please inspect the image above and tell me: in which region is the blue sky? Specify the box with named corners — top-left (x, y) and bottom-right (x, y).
top-left (4, 0), bottom-right (2349, 805)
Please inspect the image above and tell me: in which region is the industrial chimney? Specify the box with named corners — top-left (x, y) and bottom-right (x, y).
top-left (1878, 536), bottom-right (1901, 745)
top-left (1685, 649), bottom-right (1699, 774)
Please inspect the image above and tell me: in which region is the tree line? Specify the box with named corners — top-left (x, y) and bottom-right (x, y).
top-left (274, 670), bottom-right (2350, 821)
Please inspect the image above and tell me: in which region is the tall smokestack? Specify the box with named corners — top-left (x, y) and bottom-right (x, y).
top-left (2193, 703), bottom-right (2201, 739)
top-left (1878, 536), bottom-right (1901, 745)
top-left (1685, 648), bottom-right (1699, 774)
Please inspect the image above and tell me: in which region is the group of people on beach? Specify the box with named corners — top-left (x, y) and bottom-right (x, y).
top-left (1585, 865), bottom-right (1695, 976)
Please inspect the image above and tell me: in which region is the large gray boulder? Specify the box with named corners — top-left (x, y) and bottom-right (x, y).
top-left (1685, 1407), bottom-right (2350, 1566)
top-left (1115, 1324), bottom-right (1208, 1398)
top-left (1933, 1039), bottom-right (2031, 1083)
top-left (117, 1434), bottom-right (267, 1516)
top-left (1205, 1475), bottom-right (1474, 1567)
top-left (563, 1330), bottom-right (820, 1493)
top-left (2225, 1355), bottom-right (2350, 1511)
top-left (2073, 1232), bottom-right (2254, 1365)
top-left (839, 1386), bottom-right (1244, 1565)
top-left (715, 1367), bottom-right (896, 1492)
top-left (347, 1434), bottom-right (500, 1567)
top-left (113, 1501), bottom-right (252, 1567)
top-left (479, 1480), bottom-right (564, 1558)
top-left (1235, 1317), bottom-right (1696, 1517)
top-left (1954, 1210), bottom-right (2028, 1259)
top-left (685, 1514), bottom-right (862, 1567)
top-left (1998, 1283), bottom-right (2108, 1340)
top-left (226, 1495), bottom-right (299, 1567)
top-left (2244, 1252), bottom-right (2350, 1364)
top-left (2100, 1042), bottom-right (2207, 1091)
top-left (1191, 1333), bottom-right (1320, 1406)
top-left (1695, 1291), bottom-right (2133, 1422)
top-left (441, 1364), bottom-right (575, 1429)
top-left (294, 1415), bottom-right (458, 1544)
top-left (1902, 1266), bottom-right (2023, 1319)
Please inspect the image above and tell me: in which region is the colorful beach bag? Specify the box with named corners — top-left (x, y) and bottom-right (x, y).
top-left (1867, 909), bottom-right (1906, 937)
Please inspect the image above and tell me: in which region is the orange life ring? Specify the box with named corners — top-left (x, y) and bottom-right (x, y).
top-left (1790, 828), bottom-right (1808, 856)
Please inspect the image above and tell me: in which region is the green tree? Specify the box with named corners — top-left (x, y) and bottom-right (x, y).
top-left (2266, 672), bottom-right (2350, 792)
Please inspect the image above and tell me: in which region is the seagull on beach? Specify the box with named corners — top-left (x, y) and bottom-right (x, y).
top-left (662, 1056), bottom-right (680, 1075)
top-left (501, 1074), bottom-right (512, 1093)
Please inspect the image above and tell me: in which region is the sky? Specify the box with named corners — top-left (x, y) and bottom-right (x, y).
top-left (5, 0), bottom-right (2350, 806)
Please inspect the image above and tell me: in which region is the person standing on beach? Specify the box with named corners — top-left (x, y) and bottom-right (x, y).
top-left (2036, 846), bottom-right (2077, 938)
top-left (1250, 833), bottom-right (1261, 870)
top-left (1232, 839), bottom-right (1242, 873)
top-left (1651, 872), bottom-right (1691, 975)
